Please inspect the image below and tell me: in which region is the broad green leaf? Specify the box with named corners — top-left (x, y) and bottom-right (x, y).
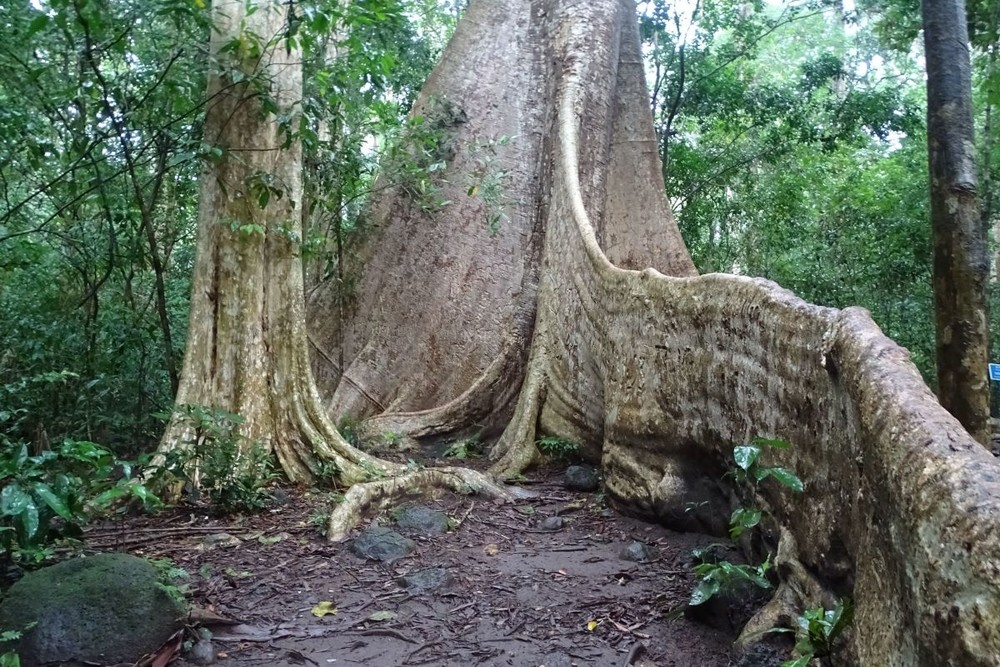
top-left (768, 467), bottom-right (804, 493)
top-left (781, 656), bottom-right (812, 667)
top-left (733, 445), bottom-right (761, 471)
top-left (689, 577), bottom-right (721, 606)
top-left (729, 508), bottom-right (762, 539)
top-left (20, 503), bottom-right (39, 539)
top-left (33, 483), bottom-right (73, 519)
top-left (0, 484), bottom-right (32, 517)
top-left (753, 436), bottom-right (790, 449)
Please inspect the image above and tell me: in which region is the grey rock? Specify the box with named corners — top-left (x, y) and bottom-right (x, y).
top-left (621, 541), bottom-right (656, 562)
top-left (398, 567), bottom-right (452, 593)
top-left (350, 525), bottom-right (416, 563)
top-left (0, 553), bottom-right (186, 666)
top-left (188, 638), bottom-right (217, 665)
top-left (539, 516), bottom-right (565, 531)
top-left (392, 505), bottom-right (451, 535)
top-left (564, 464), bottom-right (600, 492)
top-left (200, 532), bottom-right (241, 550)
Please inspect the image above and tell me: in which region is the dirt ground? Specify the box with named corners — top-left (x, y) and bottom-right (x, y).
top-left (84, 465), bottom-right (780, 667)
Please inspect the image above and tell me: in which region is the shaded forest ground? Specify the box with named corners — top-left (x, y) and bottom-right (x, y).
top-left (84, 462), bottom-right (787, 667)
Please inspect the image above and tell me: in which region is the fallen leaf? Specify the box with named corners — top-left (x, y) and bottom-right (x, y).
top-left (587, 620), bottom-right (601, 632)
top-left (484, 543), bottom-right (500, 556)
top-left (311, 601), bottom-right (338, 618)
top-left (368, 610), bottom-right (398, 622)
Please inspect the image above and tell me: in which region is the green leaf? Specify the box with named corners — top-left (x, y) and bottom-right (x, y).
top-left (27, 14), bottom-right (50, 37)
top-left (753, 436), bottom-right (790, 449)
top-left (780, 656), bottom-right (813, 667)
top-left (729, 507), bottom-right (762, 539)
top-left (33, 483), bottom-right (73, 520)
top-left (689, 577), bottom-right (721, 606)
top-left (0, 484), bottom-right (32, 517)
top-left (733, 445), bottom-right (761, 471)
top-left (20, 502), bottom-right (39, 539)
top-left (768, 467), bottom-right (804, 493)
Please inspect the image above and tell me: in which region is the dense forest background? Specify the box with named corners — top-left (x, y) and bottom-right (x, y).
top-left (1, 0), bottom-right (998, 456)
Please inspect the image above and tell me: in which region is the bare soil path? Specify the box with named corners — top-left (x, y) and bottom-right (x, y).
top-left (86, 470), bottom-right (769, 667)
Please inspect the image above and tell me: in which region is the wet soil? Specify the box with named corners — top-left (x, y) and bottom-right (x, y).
top-left (85, 470), bottom-right (773, 667)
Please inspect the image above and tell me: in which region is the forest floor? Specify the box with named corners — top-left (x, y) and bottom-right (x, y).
top-left (85, 459), bottom-right (787, 667)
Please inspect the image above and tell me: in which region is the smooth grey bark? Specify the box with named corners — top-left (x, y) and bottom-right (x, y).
top-left (923, 0), bottom-right (990, 446)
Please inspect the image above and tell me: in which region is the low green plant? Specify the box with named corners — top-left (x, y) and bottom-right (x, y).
top-left (0, 439), bottom-right (159, 565)
top-left (337, 415), bottom-right (363, 448)
top-left (690, 556), bottom-right (773, 606)
top-left (771, 599), bottom-right (855, 667)
top-left (728, 437), bottom-right (803, 539)
top-left (0, 623), bottom-right (36, 667)
top-left (443, 435), bottom-right (482, 459)
top-left (689, 437), bottom-right (803, 606)
top-left (306, 491), bottom-right (345, 532)
top-left (156, 405), bottom-right (278, 515)
top-left (536, 435), bottom-right (580, 460)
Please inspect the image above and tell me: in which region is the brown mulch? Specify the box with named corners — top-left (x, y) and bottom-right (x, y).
top-left (84, 469), bottom-right (765, 667)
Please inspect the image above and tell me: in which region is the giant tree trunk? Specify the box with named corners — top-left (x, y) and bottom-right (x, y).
top-left (923, 0), bottom-right (990, 445)
top-left (303, 1), bottom-right (1000, 664)
top-left (160, 0), bottom-right (521, 521)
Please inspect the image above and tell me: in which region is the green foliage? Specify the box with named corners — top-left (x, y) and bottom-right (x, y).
top-left (690, 437), bottom-right (801, 605)
top-left (156, 405), bottom-right (277, 515)
top-left (690, 556), bottom-right (773, 606)
top-left (0, 622), bottom-right (35, 667)
top-left (380, 96), bottom-right (463, 214)
top-left (337, 415), bottom-right (364, 449)
top-left (536, 435), bottom-right (581, 461)
top-left (731, 437), bottom-right (804, 492)
top-left (767, 598), bottom-right (855, 666)
top-left (0, 437), bottom-right (158, 565)
top-left (466, 135), bottom-right (515, 236)
top-left (443, 435), bottom-right (482, 460)
top-left (642, 0), bottom-right (941, 383)
top-left (1, 0), bottom-right (451, 459)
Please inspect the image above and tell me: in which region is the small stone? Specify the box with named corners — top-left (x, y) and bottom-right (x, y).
top-left (621, 541), bottom-right (656, 562)
top-left (350, 525), bottom-right (416, 563)
top-left (392, 505), bottom-right (451, 535)
top-left (200, 533), bottom-right (242, 550)
top-left (398, 567), bottom-right (452, 593)
top-left (565, 464), bottom-right (600, 492)
top-left (539, 516), bottom-right (565, 531)
top-left (188, 638), bottom-right (217, 665)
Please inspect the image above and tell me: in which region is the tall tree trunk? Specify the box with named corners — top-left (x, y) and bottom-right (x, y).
top-left (923, 0), bottom-right (990, 445)
top-left (158, 0), bottom-right (394, 483)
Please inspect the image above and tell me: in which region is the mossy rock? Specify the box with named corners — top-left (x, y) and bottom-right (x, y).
top-left (0, 553), bottom-right (186, 666)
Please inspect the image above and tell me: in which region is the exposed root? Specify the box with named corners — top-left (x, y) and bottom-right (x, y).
top-left (489, 320), bottom-right (551, 477)
top-left (325, 466), bottom-right (535, 542)
top-left (736, 527), bottom-right (827, 646)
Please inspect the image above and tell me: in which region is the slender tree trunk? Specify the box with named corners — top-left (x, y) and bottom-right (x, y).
top-left (158, 0), bottom-right (388, 482)
top-left (923, 0), bottom-right (990, 445)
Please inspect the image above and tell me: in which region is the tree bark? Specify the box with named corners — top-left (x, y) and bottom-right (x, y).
top-left (158, 0), bottom-right (397, 484)
top-left (923, 0), bottom-right (990, 445)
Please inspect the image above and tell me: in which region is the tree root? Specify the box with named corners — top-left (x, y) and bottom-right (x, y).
top-left (325, 466), bottom-right (536, 542)
top-left (736, 527), bottom-right (828, 646)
